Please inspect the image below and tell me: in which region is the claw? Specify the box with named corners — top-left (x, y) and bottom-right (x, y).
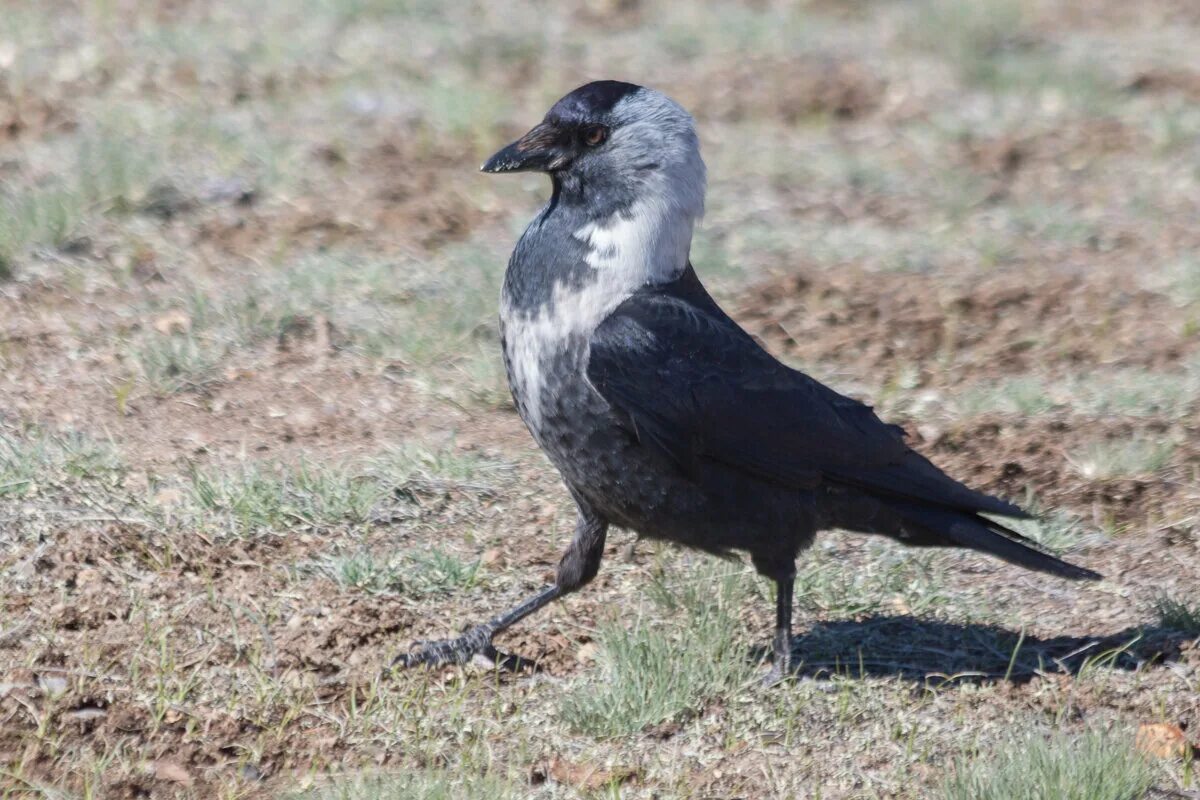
top-left (393, 625), bottom-right (493, 669)
top-left (392, 626), bottom-right (540, 673)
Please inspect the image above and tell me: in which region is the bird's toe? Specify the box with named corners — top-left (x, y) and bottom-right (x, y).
top-left (392, 625), bottom-right (542, 673)
top-left (393, 625), bottom-right (495, 670)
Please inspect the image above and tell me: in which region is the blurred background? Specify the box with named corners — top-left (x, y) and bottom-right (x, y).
top-left (1, 1), bottom-right (1198, 798)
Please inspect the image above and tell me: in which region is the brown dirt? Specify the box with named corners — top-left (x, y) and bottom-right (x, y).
top-left (741, 267), bottom-right (1198, 379)
top-left (4, 252), bottom-right (1198, 797)
top-left (686, 55), bottom-right (888, 123)
top-left (736, 264), bottom-right (1200, 528)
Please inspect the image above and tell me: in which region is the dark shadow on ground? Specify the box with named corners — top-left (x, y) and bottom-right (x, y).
top-left (758, 615), bottom-right (1194, 685)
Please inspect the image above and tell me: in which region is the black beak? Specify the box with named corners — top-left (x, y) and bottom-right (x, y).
top-left (481, 123), bottom-right (567, 174)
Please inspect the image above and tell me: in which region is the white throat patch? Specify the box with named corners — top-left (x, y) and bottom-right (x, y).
top-left (502, 87), bottom-right (708, 433)
top-left (504, 196), bottom-right (704, 433)
top-left (573, 199), bottom-right (695, 284)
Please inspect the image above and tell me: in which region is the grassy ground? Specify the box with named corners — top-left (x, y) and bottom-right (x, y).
top-left (2, 1), bottom-right (1199, 797)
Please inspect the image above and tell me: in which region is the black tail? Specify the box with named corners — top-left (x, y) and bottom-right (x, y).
top-left (891, 503), bottom-right (1101, 581)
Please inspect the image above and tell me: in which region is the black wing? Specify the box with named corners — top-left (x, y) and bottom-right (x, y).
top-left (586, 278), bottom-right (1025, 519)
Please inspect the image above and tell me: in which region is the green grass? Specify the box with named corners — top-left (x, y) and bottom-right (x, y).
top-left (134, 330), bottom-right (225, 394)
top-left (372, 443), bottom-right (506, 492)
top-left (132, 258), bottom-right (379, 393)
top-left (1154, 596), bottom-right (1200, 636)
top-left (792, 541), bottom-right (949, 618)
top-left (1172, 258), bottom-right (1200, 306)
top-left (1071, 439), bottom-right (1176, 480)
top-left (905, 0), bottom-right (1117, 108)
top-left (418, 78), bottom-right (512, 152)
top-left (0, 428), bottom-right (124, 497)
top-left (290, 769), bottom-right (516, 800)
top-left (75, 129), bottom-right (163, 215)
top-left (316, 551), bottom-right (408, 594)
top-left (176, 443), bottom-right (502, 536)
top-left (1007, 202), bottom-right (1101, 247)
top-left (131, 247), bottom-right (504, 396)
top-left (452, 344), bottom-right (513, 410)
top-left (906, 0), bottom-right (1027, 88)
top-left (941, 728), bottom-right (1153, 800)
top-left (1071, 369), bottom-right (1200, 418)
top-left (952, 367), bottom-right (1200, 420)
top-left (560, 562), bottom-right (755, 737)
top-left (0, 185), bottom-right (86, 272)
top-left (312, 548), bottom-right (481, 596)
top-left (1000, 507), bottom-right (1087, 555)
top-left (653, 3), bottom-right (814, 61)
top-left (368, 245), bottom-right (503, 368)
top-left (405, 549), bottom-right (482, 593)
top-left (0, 127), bottom-right (165, 274)
top-left (185, 461), bottom-right (382, 535)
top-left (955, 377), bottom-right (1059, 417)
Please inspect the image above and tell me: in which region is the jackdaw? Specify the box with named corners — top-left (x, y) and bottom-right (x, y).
top-left (398, 80), bottom-right (1100, 683)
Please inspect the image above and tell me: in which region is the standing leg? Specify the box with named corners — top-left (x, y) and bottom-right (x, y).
top-left (762, 575), bottom-right (795, 686)
top-left (395, 505), bottom-right (608, 670)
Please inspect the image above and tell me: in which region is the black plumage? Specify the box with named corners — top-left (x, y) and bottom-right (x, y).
top-left (397, 81), bottom-right (1099, 681)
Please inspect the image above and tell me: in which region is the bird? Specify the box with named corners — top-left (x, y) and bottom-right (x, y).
top-left (396, 80), bottom-right (1100, 683)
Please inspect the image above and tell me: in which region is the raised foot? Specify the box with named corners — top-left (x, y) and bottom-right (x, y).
top-left (392, 626), bottom-right (536, 672)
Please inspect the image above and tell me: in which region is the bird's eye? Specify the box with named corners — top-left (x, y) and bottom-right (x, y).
top-left (582, 124), bottom-right (609, 147)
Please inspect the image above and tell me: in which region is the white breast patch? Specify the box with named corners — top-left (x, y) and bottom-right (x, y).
top-left (502, 273), bottom-right (630, 433)
top-left (502, 184), bottom-right (698, 432)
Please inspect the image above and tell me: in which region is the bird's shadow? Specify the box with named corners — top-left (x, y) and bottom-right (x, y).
top-left (760, 615), bottom-right (1192, 685)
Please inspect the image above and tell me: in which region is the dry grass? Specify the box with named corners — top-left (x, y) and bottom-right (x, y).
top-left (289, 770), bottom-right (517, 800)
top-left (1070, 439), bottom-right (1177, 480)
top-left (560, 563), bottom-right (755, 737)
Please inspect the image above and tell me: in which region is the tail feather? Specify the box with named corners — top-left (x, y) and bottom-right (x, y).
top-left (894, 503), bottom-right (1101, 581)
top-left (830, 451), bottom-right (1033, 521)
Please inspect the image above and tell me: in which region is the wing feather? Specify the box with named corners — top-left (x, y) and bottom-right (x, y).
top-left (587, 284), bottom-right (1026, 519)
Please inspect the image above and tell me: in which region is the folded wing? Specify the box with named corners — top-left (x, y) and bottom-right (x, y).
top-left (587, 284), bottom-right (1020, 517)
top-left (586, 276), bottom-right (1099, 581)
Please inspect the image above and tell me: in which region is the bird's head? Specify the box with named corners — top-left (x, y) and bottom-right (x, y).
top-left (482, 81), bottom-right (705, 218)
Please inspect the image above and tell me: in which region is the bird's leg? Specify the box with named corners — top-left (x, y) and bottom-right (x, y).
top-left (395, 506), bottom-right (608, 671)
top-left (393, 584), bottom-right (561, 670)
top-left (761, 575), bottom-right (795, 686)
